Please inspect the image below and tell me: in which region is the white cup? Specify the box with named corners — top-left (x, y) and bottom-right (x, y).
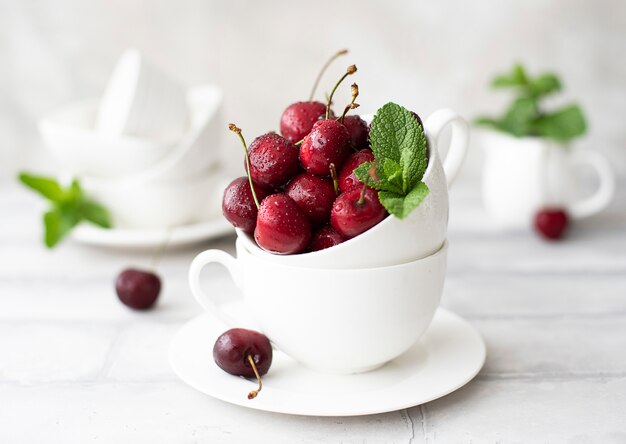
top-left (238, 109), bottom-right (469, 268)
top-left (189, 238), bottom-right (448, 374)
top-left (96, 48), bottom-right (189, 144)
top-left (83, 167), bottom-right (229, 229)
top-left (480, 130), bottom-right (615, 228)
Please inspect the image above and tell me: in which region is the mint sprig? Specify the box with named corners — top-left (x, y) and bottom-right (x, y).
top-left (475, 63), bottom-right (586, 142)
top-left (354, 102), bottom-right (429, 219)
top-left (18, 172), bottom-right (112, 248)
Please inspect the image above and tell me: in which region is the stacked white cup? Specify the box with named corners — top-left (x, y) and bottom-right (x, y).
top-left (39, 48), bottom-right (227, 229)
top-left (189, 109), bottom-right (470, 374)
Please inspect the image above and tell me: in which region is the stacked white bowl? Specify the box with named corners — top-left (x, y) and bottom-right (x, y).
top-left (39, 48), bottom-right (227, 229)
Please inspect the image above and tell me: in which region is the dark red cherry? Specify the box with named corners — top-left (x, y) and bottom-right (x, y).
top-left (534, 208), bottom-right (569, 240)
top-left (338, 148), bottom-right (375, 193)
top-left (342, 115), bottom-right (369, 149)
top-left (247, 132), bottom-right (301, 188)
top-left (300, 119), bottom-right (351, 176)
top-left (213, 328), bottom-right (273, 378)
top-left (308, 225), bottom-right (345, 251)
top-left (222, 177), bottom-right (271, 233)
top-left (285, 173), bottom-right (336, 226)
top-left (254, 194), bottom-right (311, 254)
top-left (330, 186), bottom-right (387, 239)
top-left (280, 101), bottom-right (327, 143)
top-left (115, 268), bottom-right (161, 310)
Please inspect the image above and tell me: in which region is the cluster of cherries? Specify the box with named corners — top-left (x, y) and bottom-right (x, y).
top-left (222, 55), bottom-right (387, 255)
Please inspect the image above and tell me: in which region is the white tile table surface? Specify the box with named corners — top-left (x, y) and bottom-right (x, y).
top-left (1, 177), bottom-right (625, 444)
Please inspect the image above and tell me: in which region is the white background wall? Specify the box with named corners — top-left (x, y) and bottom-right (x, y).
top-left (1, 0), bottom-right (624, 181)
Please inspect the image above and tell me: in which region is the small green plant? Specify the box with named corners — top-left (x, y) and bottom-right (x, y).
top-left (475, 63), bottom-right (586, 142)
top-left (18, 172), bottom-right (111, 248)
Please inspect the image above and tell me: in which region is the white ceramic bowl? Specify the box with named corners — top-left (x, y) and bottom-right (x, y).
top-left (189, 238), bottom-right (448, 374)
top-left (39, 85), bottom-right (223, 181)
top-left (39, 99), bottom-right (173, 178)
top-left (83, 167), bottom-right (230, 229)
top-left (238, 109), bottom-right (469, 268)
top-left (96, 48), bottom-right (190, 144)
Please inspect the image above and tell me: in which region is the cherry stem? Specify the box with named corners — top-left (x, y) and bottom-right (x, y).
top-left (339, 83), bottom-right (360, 123)
top-left (309, 49), bottom-right (348, 101)
top-left (229, 124), bottom-right (260, 209)
top-left (246, 354), bottom-right (263, 400)
top-left (294, 139), bottom-right (304, 147)
top-left (357, 178), bottom-right (368, 205)
top-left (326, 65), bottom-right (357, 120)
top-left (329, 163), bottom-right (339, 195)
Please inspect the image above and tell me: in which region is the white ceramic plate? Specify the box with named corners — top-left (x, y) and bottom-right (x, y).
top-left (169, 308), bottom-right (486, 416)
top-left (71, 218), bottom-right (233, 249)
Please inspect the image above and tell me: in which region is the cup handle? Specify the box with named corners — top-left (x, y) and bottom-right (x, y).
top-left (188, 249), bottom-right (243, 326)
top-left (424, 109), bottom-right (470, 189)
top-left (568, 150), bottom-right (615, 219)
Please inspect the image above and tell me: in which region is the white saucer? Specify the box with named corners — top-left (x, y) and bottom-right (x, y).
top-left (71, 218), bottom-right (233, 249)
top-left (169, 308), bottom-right (486, 416)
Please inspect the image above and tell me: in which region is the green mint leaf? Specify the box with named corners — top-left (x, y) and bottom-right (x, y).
top-left (534, 104), bottom-right (586, 141)
top-left (80, 200), bottom-right (112, 228)
top-left (43, 207), bottom-right (79, 248)
top-left (18, 173), bottom-right (65, 201)
top-left (354, 161), bottom-right (405, 195)
top-left (529, 73), bottom-right (561, 97)
top-left (369, 102), bottom-right (427, 190)
top-left (492, 64), bottom-right (528, 88)
top-left (501, 97), bottom-right (538, 137)
top-left (378, 181), bottom-right (430, 220)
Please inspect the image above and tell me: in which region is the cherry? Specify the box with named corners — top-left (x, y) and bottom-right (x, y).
top-left (246, 132), bottom-right (301, 189)
top-left (534, 208), bottom-right (569, 240)
top-left (115, 268), bottom-right (161, 310)
top-left (300, 119), bottom-right (351, 175)
top-left (285, 173), bottom-right (337, 226)
top-left (213, 328), bottom-right (273, 399)
top-left (255, 194), bottom-right (311, 254)
top-left (338, 148), bottom-right (374, 192)
top-left (330, 183), bottom-right (387, 239)
top-left (308, 225), bottom-right (345, 251)
top-left (222, 177), bottom-right (270, 234)
top-left (279, 49), bottom-right (348, 143)
top-left (343, 115), bottom-right (369, 149)
top-left (280, 101), bottom-right (327, 144)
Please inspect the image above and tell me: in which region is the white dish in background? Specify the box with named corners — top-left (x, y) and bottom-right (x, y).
top-left (82, 168), bottom-right (229, 230)
top-left (39, 85), bottom-right (223, 180)
top-left (169, 308), bottom-right (486, 416)
top-left (96, 48), bottom-right (190, 145)
top-left (71, 218), bottom-right (233, 250)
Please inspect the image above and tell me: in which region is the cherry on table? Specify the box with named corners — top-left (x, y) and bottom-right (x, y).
top-left (254, 194), bottom-right (311, 254)
top-left (213, 328), bottom-right (273, 399)
top-left (285, 173), bottom-right (337, 226)
top-left (115, 268), bottom-right (161, 310)
top-left (222, 177), bottom-right (271, 234)
top-left (330, 184), bottom-right (387, 239)
top-left (534, 208), bottom-right (569, 240)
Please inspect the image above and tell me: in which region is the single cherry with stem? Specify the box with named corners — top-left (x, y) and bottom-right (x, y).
top-left (300, 65), bottom-right (356, 175)
top-left (280, 49), bottom-right (348, 143)
top-left (330, 178), bottom-right (387, 239)
top-left (213, 328), bottom-right (273, 400)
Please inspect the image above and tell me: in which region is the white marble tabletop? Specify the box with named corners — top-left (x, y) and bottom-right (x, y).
top-left (1, 177), bottom-right (625, 443)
